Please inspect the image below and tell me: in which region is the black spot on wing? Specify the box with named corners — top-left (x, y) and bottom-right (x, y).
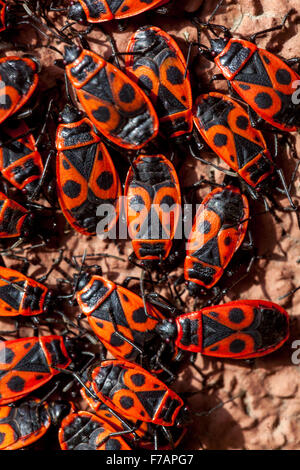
top-left (229, 338), bottom-right (246, 353)
top-left (120, 395), bottom-right (134, 410)
top-left (119, 83), bottom-right (135, 104)
top-left (62, 180), bottom-right (81, 199)
top-left (254, 92), bottom-right (273, 109)
top-left (7, 375), bottom-right (25, 392)
top-left (229, 308), bottom-right (245, 324)
top-left (275, 68), bottom-right (291, 85)
top-left (92, 106), bottom-right (111, 123)
top-left (97, 171), bottom-right (113, 190)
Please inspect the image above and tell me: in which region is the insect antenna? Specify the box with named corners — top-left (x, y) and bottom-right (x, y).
top-left (193, 391), bottom-right (246, 417)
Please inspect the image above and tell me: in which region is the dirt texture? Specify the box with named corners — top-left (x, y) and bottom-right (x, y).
top-left (0, 0), bottom-right (300, 450)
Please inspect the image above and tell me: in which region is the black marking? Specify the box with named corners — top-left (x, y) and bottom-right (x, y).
top-left (13, 342), bottom-right (50, 373)
top-left (202, 314), bottom-right (235, 348)
top-left (233, 133), bottom-right (264, 169)
top-left (97, 171), bottom-right (113, 190)
top-left (275, 68), bottom-right (291, 85)
top-left (92, 106), bottom-right (111, 123)
top-left (45, 339), bottom-right (69, 367)
top-left (119, 83), bottom-right (135, 104)
top-left (138, 74), bottom-right (153, 91)
top-left (63, 180), bottom-right (81, 199)
top-left (132, 307), bottom-right (148, 324)
top-left (198, 220), bottom-right (211, 234)
top-left (229, 308), bottom-right (245, 324)
top-left (192, 237), bottom-right (221, 268)
top-left (236, 115), bottom-right (248, 130)
top-left (131, 373), bottom-right (145, 387)
top-left (110, 333), bottom-right (125, 347)
top-left (7, 375), bottom-right (25, 392)
top-left (254, 92), bottom-right (273, 110)
top-left (235, 51), bottom-right (272, 87)
top-left (239, 84), bottom-right (250, 90)
top-left (62, 159), bottom-right (70, 170)
top-left (79, 278), bottom-right (109, 309)
top-left (229, 339), bottom-right (245, 353)
top-left (224, 236), bottom-right (232, 246)
top-left (136, 390), bottom-right (165, 418)
top-left (178, 317), bottom-right (200, 347)
top-left (166, 66), bottom-right (184, 85)
top-left (159, 195), bottom-right (175, 211)
top-left (214, 133), bottom-right (228, 147)
top-left (120, 395), bottom-right (134, 410)
top-left (219, 41), bottom-right (252, 74)
top-left (2, 347), bottom-right (15, 364)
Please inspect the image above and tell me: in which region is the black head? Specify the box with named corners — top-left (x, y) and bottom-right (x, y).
top-left (68, 2), bottom-right (87, 23)
top-left (155, 319), bottom-right (177, 342)
top-left (209, 37), bottom-right (229, 56)
top-left (48, 401), bottom-right (72, 425)
top-left (76, 271), bottom-right (92, 292)
top-left (59, 104), bottom-right (83, 124)
top-left (175, 406), bottom-right (191, 427)
top-left (64, 45), bottom-right (81, 65)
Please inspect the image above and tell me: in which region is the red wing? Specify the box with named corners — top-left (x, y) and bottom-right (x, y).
top-left (0, 337), bottom-right (52, 404)
top-left (201, 300), bottom-right (289, 358)
top-left (67, 51), bottom-right (158, 150)
top-left (126, 26), bottom-right (193, 138)
top-left (193, 93), bottom-right (274, 187)
top-left (92, 360), bottom-right (183, 426)
top-left (231, 47), bottom-right (300, 131)
top-left (185, 186), bottom-right (249, 288)
top-left (57, 139), bottom-right (121, 235)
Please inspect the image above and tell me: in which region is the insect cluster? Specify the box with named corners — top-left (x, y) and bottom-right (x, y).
top-left (0, 0), bottom-right (298, 451)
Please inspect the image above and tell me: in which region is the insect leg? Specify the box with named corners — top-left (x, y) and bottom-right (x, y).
top-left (249, 11), bottom-right (291, 44)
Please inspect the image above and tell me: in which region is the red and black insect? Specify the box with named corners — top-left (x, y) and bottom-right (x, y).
top-left (81, 381), bottom-right (187, 449)
top-left (156, 299), bottom-right (289, 359)
top-left (0, 265), bottom-right (52, 317)
top-left (90, 359), bottom-right (189, 427)
top-left (125, 25), bottom-right (193, 140)
top-left (67, 0), bottom-right (170, 24)
top-left (192, 92), bottom-right (297, 217)
top-left (56, 104), bottom-right (121, 235)
top-left (0, 56), bottom-right (39, 125)
top-left (0, 335), bottom-right (72, 405)
top-left (184, 185), bottom-right (249, 294)
top-left (75, 273), bottom-right (166, 368)
top-left (63, 45), bottom-right (159, 150)
top-left (193, 93), bottom-right (276, 190)
top-left (124, 154), bottom-right (182, 262)
top-left (0, 398), bottom-right (71, 450)
top-left (194, 15), bottom-right (300, 131)
top-left (59, 410), bottom-right (132, 450)
top-left (0, 120), bottom-right (44, 197)
top-left (0, 191), bottom-right (33, 239)
top-left (81, 382), bottom-right (149, 439)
